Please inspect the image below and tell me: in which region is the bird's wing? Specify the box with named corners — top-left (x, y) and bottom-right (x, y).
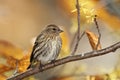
top-left (27, 42), bottom-right (39, 69)
top-left (30, 34), bottom-right (42, 62)
top-left (30, 42), bottom-right (38, 62)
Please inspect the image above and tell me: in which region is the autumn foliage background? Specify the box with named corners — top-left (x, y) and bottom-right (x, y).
top-left (0, 0), bottom-right (120, 80)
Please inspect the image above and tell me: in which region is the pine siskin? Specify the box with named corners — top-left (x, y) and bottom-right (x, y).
top-left (27, 24), bottom-right (63, 69)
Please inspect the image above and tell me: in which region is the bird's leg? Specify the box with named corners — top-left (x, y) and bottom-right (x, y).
top-left (38, 61), bottom-right (43, 72)
top-left (39, 63), bottom-right (43, 71)
top-left (39, 61), bottom-right (43, 72)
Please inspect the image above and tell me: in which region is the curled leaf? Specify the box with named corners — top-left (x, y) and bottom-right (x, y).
top-left (86, 30), bottom-right (101, 50)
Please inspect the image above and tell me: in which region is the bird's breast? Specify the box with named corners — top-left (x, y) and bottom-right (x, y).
top-left (39, 36), bottom-right (61, 64)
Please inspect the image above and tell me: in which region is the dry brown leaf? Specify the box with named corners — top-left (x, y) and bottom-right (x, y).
top-left (85, 30), bottom-right (101, 50)
top-left (0, 40), bottom-right (24, 60)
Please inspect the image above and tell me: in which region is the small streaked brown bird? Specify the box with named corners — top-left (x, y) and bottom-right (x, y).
top-left (27, 24), bottom-right (63, 69)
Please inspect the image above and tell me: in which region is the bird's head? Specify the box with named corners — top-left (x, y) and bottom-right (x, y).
top-left (44, 24), bottom-right (63, 35)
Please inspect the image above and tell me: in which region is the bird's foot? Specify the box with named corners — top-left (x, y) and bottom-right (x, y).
top-left (36, 61), bottom-right (43, 72)
top-left (39, 63), bottom-right (44, 72)
top-left (51, 60), bottom-right (56, 66)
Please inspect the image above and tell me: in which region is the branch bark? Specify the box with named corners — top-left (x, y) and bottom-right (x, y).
top-left (71, 0), bottom-right (81, 55)
top-left (7, 41), bottom-right (120, 80)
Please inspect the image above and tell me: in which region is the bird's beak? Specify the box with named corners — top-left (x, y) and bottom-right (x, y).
top-left (59, 29), bottom-right (63, 33)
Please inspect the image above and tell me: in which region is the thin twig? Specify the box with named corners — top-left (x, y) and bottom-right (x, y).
top-left (78, 31), bottom-right (85, 41)
top-left (70, 32), bottom-right (77, 50)
top-left (94, 15), bottom-right (101, 50)
top-left (7, 41), bottom-right (120, 80)
top-left (71, 31), bottom-right (85, 55)
top-left (71, 0), bottom-right (81, 55)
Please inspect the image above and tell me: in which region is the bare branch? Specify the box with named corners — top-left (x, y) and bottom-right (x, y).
top-left (94, 15), bottom-right (101, 50)
top-left (70, 32), bottom-right (77, 50)
top-left (7, 41), bottom-right (120, 80)
top-left (71, 31), bottom-right (85, 55)
top-left (78, 31), bottom-right (85, 41)
top-left (71, 0), bottom-right (81, 55)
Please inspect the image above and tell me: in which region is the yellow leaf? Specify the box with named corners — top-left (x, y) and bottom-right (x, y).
top-left (6, 57), bottom-right (17, 69)
top-left (85, 30), bottom-right (101, 50)
top-left (59, 29), bottom-right (70, 57)
top-left (7, 53), bottom-right (30, 72)
top-left (53, 76), bottom-right (81, 80)
top-left (18, 53), bottom-right (30, 72)
top-left (0, 64), bottom-right (13, 74)
top-left (0, 74), bottom-right (6, 80)
top-left (0, 40), bottom-right (24, 60)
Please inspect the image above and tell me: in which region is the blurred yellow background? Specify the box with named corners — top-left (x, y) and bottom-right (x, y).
top-left (0, 0), bottom-right (120, 80)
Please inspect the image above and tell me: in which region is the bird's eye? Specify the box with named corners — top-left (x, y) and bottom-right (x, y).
top-left (53, 28), bottom-right (56, 30)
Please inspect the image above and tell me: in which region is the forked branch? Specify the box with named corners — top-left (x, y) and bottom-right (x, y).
top-left (71, 0), bottom-right (81, 55)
